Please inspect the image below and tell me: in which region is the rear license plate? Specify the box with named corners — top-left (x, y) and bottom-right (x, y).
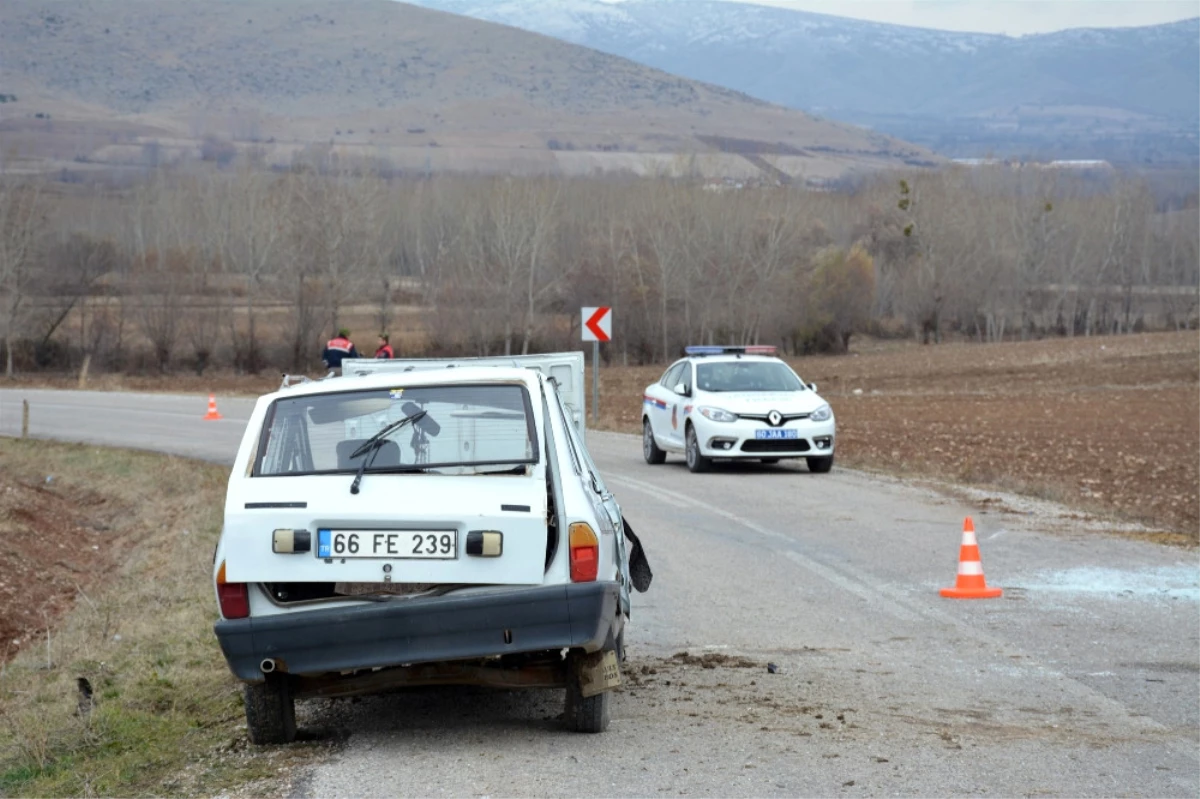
top-left (317, 529), bottom-right (458, 560)
top-left (755, 430), bottom-right (799, 440)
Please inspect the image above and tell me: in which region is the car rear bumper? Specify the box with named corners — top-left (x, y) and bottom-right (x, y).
top-left (214, 582), bottom-right (620, 682)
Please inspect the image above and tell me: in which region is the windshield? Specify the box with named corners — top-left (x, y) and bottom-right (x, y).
top-left (696, 361), bottom-right (805, 393)
top-left (255, 384), bottom-right (537, 476)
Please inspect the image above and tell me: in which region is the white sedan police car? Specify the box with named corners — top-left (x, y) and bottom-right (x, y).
top-left (642, 346), bottom-right (835, 473)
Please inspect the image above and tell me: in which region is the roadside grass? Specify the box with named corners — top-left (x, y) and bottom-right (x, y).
top-left (0, 439), bottom-right (323, 798)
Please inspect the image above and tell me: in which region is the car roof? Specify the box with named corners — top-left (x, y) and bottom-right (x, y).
top-left (266, 366), bottom-right (544, 402)
top-left (682, 354), bottom-right (784, 364)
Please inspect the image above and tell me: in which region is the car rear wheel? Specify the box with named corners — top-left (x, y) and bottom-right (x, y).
top-left (244, 673), bottom-right (297, 745)
top-left (643, 419), bottom-right (666, 464)
top-left (807, 454), bottom-right (834, 474)
top-left (565, 652), bottom-right (613, 733)
top-left (685, 425), bottom-right (711, 473)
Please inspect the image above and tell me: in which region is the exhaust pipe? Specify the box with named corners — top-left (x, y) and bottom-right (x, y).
top-left (260, 658), bottom-right (276, 674)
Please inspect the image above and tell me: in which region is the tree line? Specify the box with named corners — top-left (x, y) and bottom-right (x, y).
top-left (1, 164), bottom-right (1196, 377)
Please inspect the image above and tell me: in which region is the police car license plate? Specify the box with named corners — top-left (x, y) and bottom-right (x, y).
top-left (755, 430), bottom-right (799, 440)
top-left (317, 529), bottom-right (458, 559)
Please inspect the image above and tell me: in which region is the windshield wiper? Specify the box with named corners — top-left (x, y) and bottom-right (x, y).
top-left (471, 465), bottom-right (529, 476)
top-left (349, 409), bottom-right (427, 495)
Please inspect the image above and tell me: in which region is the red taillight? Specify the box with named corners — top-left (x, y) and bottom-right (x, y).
top-left (569, 523), bottom-right (599, 582)
top-left (216, 561), bottom-right (250, 619)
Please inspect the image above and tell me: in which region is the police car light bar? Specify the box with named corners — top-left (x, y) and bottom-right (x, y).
top-left (684, 345), bottom-right (778, 356)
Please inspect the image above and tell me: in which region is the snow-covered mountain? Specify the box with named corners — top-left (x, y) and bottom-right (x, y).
top-left (408, 0), bottom-right (1200, 163)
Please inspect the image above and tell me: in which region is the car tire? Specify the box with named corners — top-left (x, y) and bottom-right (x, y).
top-left (806, 454), bottom-right (834, 474)
top-left (244, 674), bottom-right (297, 745)
top-left (685, 425), bottom-right (711, 473)
top-left (760, 458), bottom-right (780, 465)
top-left (565, 652), bottom-right (612, 733)
top-left (642, 419), bottom-right (666, 464)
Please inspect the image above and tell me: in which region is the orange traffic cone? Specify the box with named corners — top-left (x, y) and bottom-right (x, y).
top-left (202, 394), bottom-right (223, 421)
top-left (940, 517), bottom-right (1002, 599)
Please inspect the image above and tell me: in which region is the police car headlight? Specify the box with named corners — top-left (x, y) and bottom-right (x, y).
top-left (699, 407), bottom-right (737, 423)
top-left (810, 404), bottom-right (832, 423)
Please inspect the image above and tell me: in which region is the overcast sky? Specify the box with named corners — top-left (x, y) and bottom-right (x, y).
top-left (730, 1), bottom-right (1199, 35)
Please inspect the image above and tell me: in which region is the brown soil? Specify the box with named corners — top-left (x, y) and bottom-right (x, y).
top-left (0, 460), bottom-right (126, 658)
top-left (669, 651), bottom-right (760, 669)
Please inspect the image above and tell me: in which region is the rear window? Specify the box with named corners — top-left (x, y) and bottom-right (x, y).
top-left (255, 384), bottom-right (537, 476)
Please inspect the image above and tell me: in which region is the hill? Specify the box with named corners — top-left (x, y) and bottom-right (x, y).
top-left (0, 0), bottom-right (933, 180)
top-left (412, 0), bottom-right (1200, 166)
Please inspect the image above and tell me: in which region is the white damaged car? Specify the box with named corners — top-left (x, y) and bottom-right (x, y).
top-left (642, 346), bottom-right (835, 473)
top-left (213, 353), bottom-right (651, 743)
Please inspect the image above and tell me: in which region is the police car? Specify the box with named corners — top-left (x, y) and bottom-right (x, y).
top-left (212, 353), bottom-right (651, 743)
top-left (642, 346), bottom-right (835, 473)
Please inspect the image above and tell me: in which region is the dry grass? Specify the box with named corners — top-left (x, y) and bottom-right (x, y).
top-left (0, 440), bottom-right (325, 797)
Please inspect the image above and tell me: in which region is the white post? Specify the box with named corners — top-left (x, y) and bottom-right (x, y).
top-left (592, 340), bottom-right (599, 424)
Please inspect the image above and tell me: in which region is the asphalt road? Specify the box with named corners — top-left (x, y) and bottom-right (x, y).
top-left (2, 388), bottom-right (1197, 797)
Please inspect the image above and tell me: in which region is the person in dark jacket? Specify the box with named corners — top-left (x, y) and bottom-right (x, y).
top-left (374, 333), bottom-right (394, 359)
top-left (322, 328), bottom-right (358, 371)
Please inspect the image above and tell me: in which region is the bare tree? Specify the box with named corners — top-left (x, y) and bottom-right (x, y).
top-left (0, 178), bottom-right (47, 376)
top-left (488, 178), bottom-right (560, 355)
top-left (40, 231), bottom-right (118, 376)
top-left (641, 183), bottom-right (701, 360)
top-left (201, 168), bottom-right (287, 372)
top-left (289, 167), bottom-right (386, 341)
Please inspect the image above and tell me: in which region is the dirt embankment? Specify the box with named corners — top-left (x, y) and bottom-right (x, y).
top-left (0, 475), bottom-right (123, 658)
top-left (0, 440), bottom-right (321, 797)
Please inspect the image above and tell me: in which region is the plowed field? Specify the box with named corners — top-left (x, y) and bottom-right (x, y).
top-left (592, 331), bottom-right (1199, 543)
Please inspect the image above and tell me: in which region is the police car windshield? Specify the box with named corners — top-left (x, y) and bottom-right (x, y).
top-left (696, 361), bottom-right (804, 392)
top-left (255, 384), bottom-right (538, 476)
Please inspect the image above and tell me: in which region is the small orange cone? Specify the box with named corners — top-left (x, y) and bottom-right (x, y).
top-left (940, 517), bottom-right (1002, 599)
top-left (202, 394), bottom-right (223, 421)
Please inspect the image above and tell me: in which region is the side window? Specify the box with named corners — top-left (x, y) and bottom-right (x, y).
top-left (550, 382), bottom-right (583, 476)
top-left (679, 362), bottom-right (692, 395)
top-left (552, 385), bottom-right (610, 494)
top-left (660, 362), bottom-right (685, 390)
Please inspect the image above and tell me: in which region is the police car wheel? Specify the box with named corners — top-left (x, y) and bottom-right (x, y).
top-left (807, 455), bottom-right (834, 474)
top-left (643, 419), bottom-right (666, 464)
top-left (685, 425), bottom-right (710, 473)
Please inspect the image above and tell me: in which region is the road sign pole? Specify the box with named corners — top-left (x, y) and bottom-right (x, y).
top-left (592, 340), bottom-right (599, 424)
top-left (581, 306), bottom-right (611, 426)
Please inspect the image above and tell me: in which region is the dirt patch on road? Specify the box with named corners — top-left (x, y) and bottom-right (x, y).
top-left (621, 650), bottom-right (860, 742)
top-left (669, 651), bottom-right (760, 669)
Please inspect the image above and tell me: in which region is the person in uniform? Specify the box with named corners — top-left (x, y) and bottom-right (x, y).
top-left (322, 328), bottom-right (359, 373)
top-left (374, 333), bottom-right (394, 359)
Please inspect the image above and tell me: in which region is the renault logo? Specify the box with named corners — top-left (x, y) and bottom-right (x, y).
top-left (767, 410), bottom-right (783, 427)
